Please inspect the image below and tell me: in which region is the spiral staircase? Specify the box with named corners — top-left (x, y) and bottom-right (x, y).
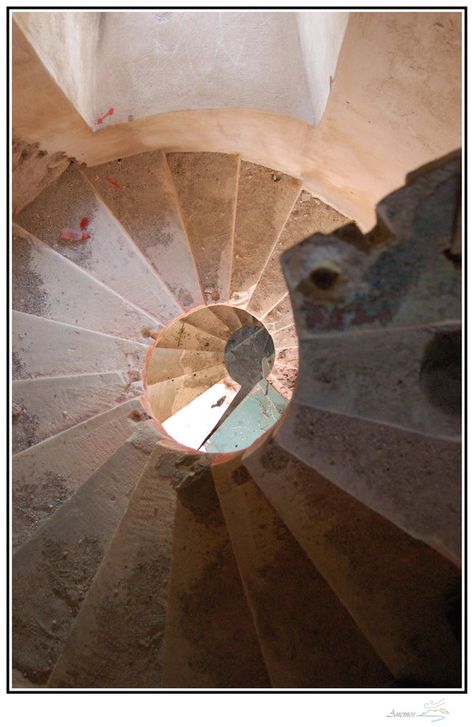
top-left (11, 147), bottom-right (462, 690)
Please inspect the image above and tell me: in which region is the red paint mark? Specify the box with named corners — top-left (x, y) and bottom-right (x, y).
top-left (80, 233), bottom-right (91, 240)
top-left (96, 107), bottom-right (115, 125)
top-left (80, 217), bottom-right (90, 229)
top-left (106, 177), bottom-right (121, 189)
top-left (449, 17), bottom-right (454, 29)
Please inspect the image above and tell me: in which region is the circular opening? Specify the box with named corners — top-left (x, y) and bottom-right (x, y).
top-left (144, 304), bottom-right (291, 453)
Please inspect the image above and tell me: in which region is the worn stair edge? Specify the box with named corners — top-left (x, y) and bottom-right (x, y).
top-left (48, 443), bottom-right (178, 688)
top-left (212, 455), bottom-right (394, 688)
top-left (83, 151), bottom-right (204, 311)
top-left (12, 422), bottom-right (160, 686)
top-left (161, 454), bottom-right (270, 688)
top-left (145, 346), bottom-right (225, 386)
top-left (243, 435), bottom-right (462, 687)
top-left (12, 372), bottom-right (141, 453)
top-left (12, 398), bottom-right (150, 549)
top-left (13, 310), bottom-right (147, 380)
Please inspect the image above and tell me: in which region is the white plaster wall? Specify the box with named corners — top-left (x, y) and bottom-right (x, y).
top-left (14, 12), bottom-right (100, 127)
top-left (93, 11), bottom-right (314, 126)
top-left (297, 11), bottom-right (349, 123)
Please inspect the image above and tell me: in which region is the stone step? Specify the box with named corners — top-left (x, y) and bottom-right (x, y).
top-left (275, 346), bottom-right (299, 370)
top-left (12, 423), bottom-right (160, 686)
top-left (146, 347), bottom-right (224, 386)
top-left (208, 304), bottom-right (242, 331)
top-left (161, 456), bottom-right (270, 688)
top-left (262, 294), bottom-right (294, 333)
top-left (12, 398), bottom-right (149, 549)
top-left (296, 324), bottom-right (461, 439)
top-left (147, 364), bottom-right (228, 421)
top-left (212, 455), bottom-right (393, 688)
top-left (247, 191), bottom-right (348, 317)
top-left (229, 161), bottom-right (301, 307)
top-left (277, 401), bottom-right (461, 565)
top-left (272, 323), bottom-right (298, 350)
top-left (268, 363), bottom-right (297, 401)
top-left (183, 307), bottom-right (233, 340)
top-left (155, 319), bottom-right (227, 352)
top-left (48, 444), bottom-right (178, 688)
top-left (167, 152), bottom-right (240, 304)
top-left (15, 164), bottom-right (181, 323)
top-left (12, 372), bottom-right (140, 454)
top-left (13, 225), bottom-right (158, 342)
top-left (13, 311), bottom-right (146, 380)
top-left (84, 151), bottom-right (203, 311)
top-left (244, 436), bottom-right (461, 687)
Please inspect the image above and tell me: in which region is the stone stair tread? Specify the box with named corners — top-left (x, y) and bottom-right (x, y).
top-left (48, 444), bottom-right (178, 688)
top-left (243, 436), bottom-right (461, 687)
top-left (146, 364), bottom-right (228, 421)
top-left (146, 347), bottom-right (224, 386)
top-left (12, 398), bottom-right (150, 549)
top-left (13, 224), bottom-right (158, 342)
top-left (212, 455), bottom-right (394, 688)
top-left (155, 319), bottom-right (227, 352)
top-left (296, 324), bottom-right (461, 439)
top-left (262, 294), bottom-right (294, 333)
top-left (272, 323), bottom-right (298, 350)
top-left (276, 401), bottom-right (461, 564)
top-left (167, 152), bottom-right (240, 304)
top-left (229, 161), bottom-right (301, 307)
top-left (84, 150), bottom-right (203, 311)
top-left (183, 307), bottom-right (233, 340)
top-left (12, 372), bottom-right (140, 453)
top-left (12, 422), bottom-right (160, 686)
top-left (15, 164), bottom-right (181, 323)
top-left (161, 456), bottom-right (270, 688)
top-left (247, 191), bottom-right (349, 317)
top-left (13, 310), bottom-right (146, 380)
top-left (208, 304), bottom-right (243, 331)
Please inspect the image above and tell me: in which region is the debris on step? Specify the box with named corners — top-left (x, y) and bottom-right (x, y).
top-left (59, 228), bottom-right (90, 242)
top-left (141, 325), bottom-right (160, 340)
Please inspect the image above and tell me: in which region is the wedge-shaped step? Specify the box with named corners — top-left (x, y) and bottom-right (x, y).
top-left (155, 319), bottom-right (226, 352)
top-left (15, 164), bottom-right (180, 323)
top-left (84, 151), bottom-right (203, 310)
top-left (184, 307), bottom-right (232, 340)
top-left (277, 402), bottom-right (461, 564)
top-left (48, 444), bottom-right (178, 688)
top-left (272, 323), bottom-right (298, 350)
top-left (12, 398), bottom-right (148, 549)
top-left (161, 456), bottom-right (269, 688)
top-left (147, 364), bottom-right (228, 421)
top-left (262, 294), bottom-right (294, 333)
top-left (167, 152), bottom-right (240, 304)
top-left (296, 324), bottom-right (461, 439)
top-left (12, 372), bottom-right (139, 453)
top-left (203, 380), bottom-right (286, 453)
top-left (283, 155), bottom-right (461, 338)
top-left (13, 225), bottom-right (157, 341)
top-left (244, 437), bottom-right (461, 687)
top-left (12, 423), bottom-right (160, 686)
top-left (208, 304), bottom-right (243, 331)
top-left (247, 192), bottom-right (348, 317)
top-left (146, 347), bottom-right (224, 386)
top-left (212, 456), bottom-right (393, 688)
top-left (13, 311), bottom-right (146, 379)
top-left (229, 162), bottom-right (301, 306)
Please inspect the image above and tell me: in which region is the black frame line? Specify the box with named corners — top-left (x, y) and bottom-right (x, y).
top-left (5, 3), bottom-right (468, 696)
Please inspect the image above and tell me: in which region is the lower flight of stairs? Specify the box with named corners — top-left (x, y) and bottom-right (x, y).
top-left (11, 149), bottom-right (462, 689)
